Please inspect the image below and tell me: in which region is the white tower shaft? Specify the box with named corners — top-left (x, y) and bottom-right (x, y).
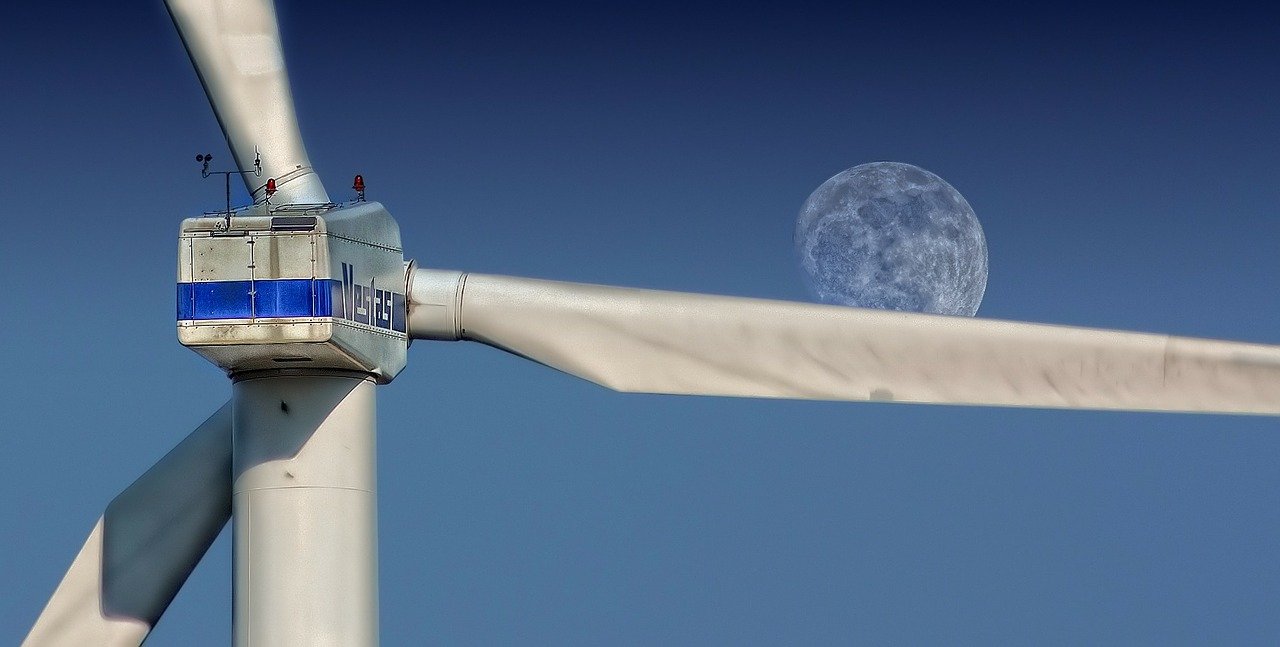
top-left (232, 374), bottom-right (379, 646)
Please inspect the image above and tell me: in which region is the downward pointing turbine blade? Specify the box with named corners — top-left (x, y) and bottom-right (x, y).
top-left (25, 403), bottom-right (233, 647)
top-left (408, 270), bottom-right (1280, 415)
top-left (165, 0), bottom-right (328, 204)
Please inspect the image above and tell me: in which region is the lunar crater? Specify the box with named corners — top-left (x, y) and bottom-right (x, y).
top-left (795, 162), bottom-right (988, 316)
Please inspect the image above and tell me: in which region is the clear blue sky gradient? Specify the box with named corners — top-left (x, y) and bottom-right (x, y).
top-left (3, 2), bottom-right (1279, 644)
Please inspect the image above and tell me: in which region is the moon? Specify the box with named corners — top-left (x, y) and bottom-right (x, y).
top-left (795, 162), bottom-right (988, 316)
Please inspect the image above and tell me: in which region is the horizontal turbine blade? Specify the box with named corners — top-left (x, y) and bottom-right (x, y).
top-left (25, 403), bottom-right (233, 647)
top-left (408, 269), bottom-right (1280, 415)
top-left (165, 0), bottom-right (328, 204)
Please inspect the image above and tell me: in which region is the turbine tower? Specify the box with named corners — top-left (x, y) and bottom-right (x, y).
top-left (23, 1), bottom-right (1280, 645)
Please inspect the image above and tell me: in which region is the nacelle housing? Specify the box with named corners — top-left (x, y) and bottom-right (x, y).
top-left (176, 201), bottom-right (407, 381)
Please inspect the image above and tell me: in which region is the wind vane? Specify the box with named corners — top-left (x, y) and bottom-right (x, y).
top-left (196, 149), bottom-right (266, 229)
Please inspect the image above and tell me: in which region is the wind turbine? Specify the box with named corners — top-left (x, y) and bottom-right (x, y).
top-left (21, 1), bottom-right (1280, 645)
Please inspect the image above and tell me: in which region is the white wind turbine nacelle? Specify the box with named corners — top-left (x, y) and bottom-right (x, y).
top-left (165, 0), bottom-right (328, 204)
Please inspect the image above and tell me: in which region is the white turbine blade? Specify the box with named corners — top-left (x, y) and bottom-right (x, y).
top-left (408, 270), bottom-right (1280, 414)
top-left (25, 403), bottom-right (232, 647)
top-left (165, 0), bottom-right (328, 204)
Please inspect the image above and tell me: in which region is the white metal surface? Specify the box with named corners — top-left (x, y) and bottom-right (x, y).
top-left (164, 0), bottom-right (328, 204)
top-left (405, 264), bottom-right (463, 341)
top-left (178, 203), bottom-right (408, 381)
top-left (232, 374), bottom-right (379, 647)
top-left (409, 269), bottom-right (1280, 415)
top-left (24, 403), bottom-right (233, 647)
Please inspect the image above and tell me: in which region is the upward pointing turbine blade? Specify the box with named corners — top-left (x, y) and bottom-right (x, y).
top-left (165, 0), bottom-right (328, 204)
top-left (408, 270), bottom-right (1280, 415)
top-left (25, 403), bottom-right (233, 647)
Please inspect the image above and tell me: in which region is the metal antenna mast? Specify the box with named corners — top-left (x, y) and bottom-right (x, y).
top-left (197, 150), bottom-right (263, 228)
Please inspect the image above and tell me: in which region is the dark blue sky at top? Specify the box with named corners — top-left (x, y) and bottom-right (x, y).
top-left (2, 1), bottom-right (1279, 644)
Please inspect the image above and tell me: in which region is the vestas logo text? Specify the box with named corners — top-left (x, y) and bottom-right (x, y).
top-left (334, 262), bottom-right (406, 334)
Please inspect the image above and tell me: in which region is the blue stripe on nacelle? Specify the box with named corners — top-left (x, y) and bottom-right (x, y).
top-left (255, 279), bottom-right (318, 318)
top-left (177, 279), bottom-right (338, 321)
top-left (179, 273), bottom-right (406, 334)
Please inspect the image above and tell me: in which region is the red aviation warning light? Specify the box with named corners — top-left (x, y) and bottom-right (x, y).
top-left (265, 177), bottom-right (277, 197)
top-left (353, 174), bottom-right (366, 201)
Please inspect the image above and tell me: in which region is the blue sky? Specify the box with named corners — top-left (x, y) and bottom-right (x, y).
top-left (3, 1), bottom-right (1279, 644)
